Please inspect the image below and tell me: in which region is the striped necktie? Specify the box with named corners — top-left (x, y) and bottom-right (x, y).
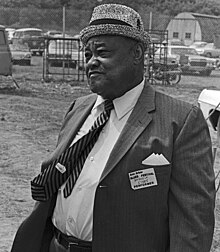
top-left (31, 100), bottom-right (114, 201)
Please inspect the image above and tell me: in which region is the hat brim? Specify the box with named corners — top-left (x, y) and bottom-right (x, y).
top-left (80, 24), bottom-right (151, 50)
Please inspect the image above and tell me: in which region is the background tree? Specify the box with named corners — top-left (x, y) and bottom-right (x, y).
top-left (1, 0), bottom-right (220, 34)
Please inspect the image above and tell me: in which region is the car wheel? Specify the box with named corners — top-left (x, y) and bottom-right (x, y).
top-left (167, 73), bottom-right (181, 85)
top-left (205, 52), bottom-right (212, 57)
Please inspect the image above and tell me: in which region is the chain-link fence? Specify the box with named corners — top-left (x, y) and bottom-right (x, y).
top-left (43, 36), bottom-right (85, 81)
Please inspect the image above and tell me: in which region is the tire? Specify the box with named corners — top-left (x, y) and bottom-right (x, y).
top-left (205, 52), bottom-right (212, 58)
top-left (167, 73), bottom-right (181, 85)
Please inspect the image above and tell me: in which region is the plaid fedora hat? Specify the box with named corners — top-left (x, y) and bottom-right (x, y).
top-left (80, 4), bottom-right (151, 50)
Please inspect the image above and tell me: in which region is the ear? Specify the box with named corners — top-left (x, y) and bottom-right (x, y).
top-left (133, 43), bottom-right (144, 64)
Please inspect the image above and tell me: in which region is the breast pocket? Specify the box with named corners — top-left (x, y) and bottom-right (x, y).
top-left (129, 164), bottom-right (171, 191)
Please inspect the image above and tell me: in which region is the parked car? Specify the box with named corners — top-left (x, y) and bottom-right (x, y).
top-left (155, 45), bottom-right (216, 76)
top-left (12, 28), bottom-right (45, 56)
top-left (165, 39), bottom-right (185, 46)
top-left (189, 41), bottom-right (208, 48)
top-left (44, 30), bottom-right (63, 37)
top-left (198, 43), bottom-right (220, 58)
top-left (9, 43), bottom-right (31, 65)
top-left (189, 41), bottom-right (208, 53)
top-left (0, 25), bottom-right (12, 76)
top-left (46, 37), bottom-right (85, 69)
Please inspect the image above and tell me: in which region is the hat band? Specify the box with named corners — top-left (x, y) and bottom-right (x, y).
top-left (90, 18), bottom-right (132, 27)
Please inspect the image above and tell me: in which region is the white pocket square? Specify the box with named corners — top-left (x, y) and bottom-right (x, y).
top-left (142, 153), bottom-right (170, 165)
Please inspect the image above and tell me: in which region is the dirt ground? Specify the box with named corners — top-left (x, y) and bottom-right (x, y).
top-left (0, 59), bottom-right (220, 251)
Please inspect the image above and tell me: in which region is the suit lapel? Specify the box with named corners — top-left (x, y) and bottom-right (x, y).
top-left (100, 82), bottom-right (156, 181)
top-left (59, 95), bottom-right (97, 151)
top-left (44, 95), bottom-right (97, 166)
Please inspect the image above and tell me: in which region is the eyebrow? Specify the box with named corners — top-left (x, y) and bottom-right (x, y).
top-left (94, 42), bottom-right (106, 46)
top-left (85, 41), bottom-right (106, 50)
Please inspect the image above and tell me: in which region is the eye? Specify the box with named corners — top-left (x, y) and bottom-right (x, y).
top-left (85, 51), bottom-right (92, 62)
top-left (97, 49), bottom-right (110, 57)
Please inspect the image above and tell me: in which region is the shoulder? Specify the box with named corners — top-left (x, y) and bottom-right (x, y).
top-left (155, 89), bottom-right (193, 111)
top-left (150, 88), bottom-right (206, 132)
top-left (154, 88), bottom-right (199, 119)
top-left (67, 93), bottom-right (97, 113)
top-left (142, 82), bottom-right (194, 115)
top-left (75, 93), bottom-right (97, 104)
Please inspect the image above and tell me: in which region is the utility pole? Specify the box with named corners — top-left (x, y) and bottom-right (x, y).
top-left (63, 4), bottom-right (66, 38)
top-left (60, 0), bottom-right (70, 78)
top-left (60, 0), bottom-right (70, 37)
top-left (149, 11), bottom-right (152, 31)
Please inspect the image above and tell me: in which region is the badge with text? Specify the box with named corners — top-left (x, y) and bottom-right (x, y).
top-left (55, 162), bottom-right (66, 174)
top-left (128, 168), bottom-right (158, 190)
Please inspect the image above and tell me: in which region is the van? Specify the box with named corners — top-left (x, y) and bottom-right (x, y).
top-left (12, 28), bottom-right (45, 56)
top-left (0, 25), bottom-right (12, 76)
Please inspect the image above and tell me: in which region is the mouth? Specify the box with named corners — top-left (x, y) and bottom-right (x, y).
top-left (88, 71), bottom-right (103, 78)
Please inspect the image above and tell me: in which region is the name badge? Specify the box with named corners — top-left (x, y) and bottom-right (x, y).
top-left (128, 168), bottom-right (157, 190)
top-left (55, 162), bottom-right (66, 174)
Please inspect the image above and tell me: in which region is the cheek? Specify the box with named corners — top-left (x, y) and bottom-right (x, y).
top-left (110, 64), bottom-right (132, 82)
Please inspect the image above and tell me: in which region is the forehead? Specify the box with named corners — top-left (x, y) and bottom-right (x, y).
top-left (85, 35), bottom-right (131, 49)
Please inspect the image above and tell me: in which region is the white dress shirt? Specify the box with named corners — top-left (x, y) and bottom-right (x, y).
top-left (52, 80), bottom-right (144, 241)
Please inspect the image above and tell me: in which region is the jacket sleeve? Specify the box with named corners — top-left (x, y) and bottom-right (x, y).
top-left (169, 106), bottom-right (216, 252)
top-left (10, 199), bottom-right (55, 252)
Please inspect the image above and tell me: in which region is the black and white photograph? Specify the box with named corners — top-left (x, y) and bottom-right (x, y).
top-left (0, 0), bottom-right (219, 251)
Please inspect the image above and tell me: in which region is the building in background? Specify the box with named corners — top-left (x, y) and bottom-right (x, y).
top-left (166, 12), bottom-right (220, 46)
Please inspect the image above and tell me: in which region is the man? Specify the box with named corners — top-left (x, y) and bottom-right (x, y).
top-left (11, 4), bottom-right (215, 252)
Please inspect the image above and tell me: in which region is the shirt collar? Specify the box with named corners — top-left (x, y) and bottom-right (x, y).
top-left (114, 79), bottom-right (145, 120)
top-left (92, 78), bottom-right (145, 120)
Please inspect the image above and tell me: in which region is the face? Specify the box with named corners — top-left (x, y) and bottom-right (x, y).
top-left (84, 35), bottom-right (138, 100)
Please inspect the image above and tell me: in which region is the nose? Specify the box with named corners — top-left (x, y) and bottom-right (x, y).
top-left (86, 55), bottom-right (100, 69)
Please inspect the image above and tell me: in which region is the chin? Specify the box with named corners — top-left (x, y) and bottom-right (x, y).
top-left (90, 86), bottom-right (108, 99)
top-left (88, 80), bottom-right (112, 99)
top-left (89, 83), bottom-right (102, 95)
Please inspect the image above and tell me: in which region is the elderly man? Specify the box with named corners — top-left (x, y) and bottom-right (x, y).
top-left (11, 4), bottom-right (215, 252)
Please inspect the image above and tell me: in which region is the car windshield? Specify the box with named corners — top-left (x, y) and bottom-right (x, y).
top-left (24, 30), bottom-right (42, 36)
top-left (191, 42), bottom-right (207, 48)
top-left (9, 44), bottom-right (30, 52)
top-left (204, 43), bottom-right (214, 49)
top-left (48, 31), bottom-right (62, 36)
top-left (171, 47), bottom-right (198, 55)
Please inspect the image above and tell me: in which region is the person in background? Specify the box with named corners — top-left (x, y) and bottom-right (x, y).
top-left (11, 4), bottom-right (215, 252)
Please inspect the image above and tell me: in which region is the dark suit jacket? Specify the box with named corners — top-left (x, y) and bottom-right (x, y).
top-left (11, 82), bottom-right (216, 252)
